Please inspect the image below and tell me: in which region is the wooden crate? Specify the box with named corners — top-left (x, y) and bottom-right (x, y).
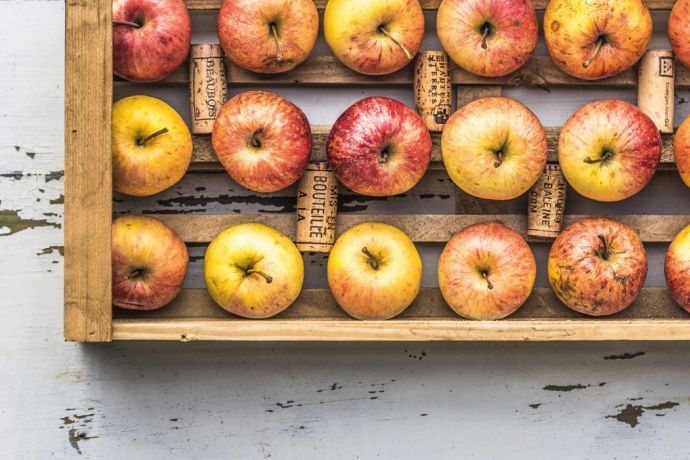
top-left (65, 0), bottom-right (690, 342)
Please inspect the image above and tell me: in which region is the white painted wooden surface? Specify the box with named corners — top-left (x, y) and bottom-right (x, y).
top-left (2, 1), bottom-right (690, 458)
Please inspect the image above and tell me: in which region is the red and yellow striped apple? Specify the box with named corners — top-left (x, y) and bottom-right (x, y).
top-left (441, 97), bottom-right (547, 200)
top-left (327, 223), bottom-right (422, 320)
top-left (674, 115), bottom-right (690, 188)
top-left (112, 215), bottom-right (189, 310)
top-left (665, 224), bottom-right (690, 314)
top-left (438, 222), bottom-right (536, 320)
top-left (558, 100), bottom-right (661, 202)
top-left (548, 217), bottom-right (647, 316)
top-left (669, 0), bottom-right (690, 69)
top-left (437, 0), bottom-right (538, 77)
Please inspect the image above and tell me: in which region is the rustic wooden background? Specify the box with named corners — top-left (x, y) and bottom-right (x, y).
top-left (3, 1), bottom-right (690, 457)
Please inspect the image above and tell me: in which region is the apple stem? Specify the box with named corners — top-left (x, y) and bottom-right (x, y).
top-left (480, 23), bottom-right (491, 50)
top-left (137, 127), bottom-right (169, 147)
top-left (583, 36), bottom-right (606, 69)
top-left (247, 269), bottom-right (273, 284)
top-left (481, 271), bottom-right (494, 290)
top-left (113, 20), bottom-right (142, 29)
top-left (378, 26), bottom-right (413, 61)
top-left (596, 234), bottom-right (610, 260)
top-left (493, 150), bottom-right (504, 168)
top-left (583, 150), bottom-right (612, 164)
top-left (361, 247), bottom-right (380, 271)
top-left (270, 23), bottom-right (283, 62)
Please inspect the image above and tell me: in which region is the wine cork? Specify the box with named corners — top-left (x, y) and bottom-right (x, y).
top-left (189, 44), bottom-right (228, 134)
top-left (295, 162), bottom-right (338, 252)
top-left (638, 50), bottom-right (675, 134)
top-left (527, 164), bottom-right (567, 239)
top-left (413, 51), bottom-right (452, 132)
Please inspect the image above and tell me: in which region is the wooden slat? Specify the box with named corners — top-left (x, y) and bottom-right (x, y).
top-left (151, 213), bottom-right (690, 244)
top-left (64, 0), bottom-right (112, 342)
top-left (113, 287), bottom-right (689, 321)
top-left (112, 318), bottom-right (690, 341)
top-left (185, 0), bottom-right (675, 11)
top-left (190, 127), bottom-right (677, 169)
top-left (155, 55), bottom-right (690, 88)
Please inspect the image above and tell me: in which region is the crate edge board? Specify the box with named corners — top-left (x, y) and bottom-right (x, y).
top-left (64, 0), bottom-right (113, 342)
top-left (151, 213), bottom-right (690, 243)
top-left (111, 318), bottom-right (690, 341)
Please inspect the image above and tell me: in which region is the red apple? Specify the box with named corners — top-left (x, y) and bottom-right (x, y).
top-left (327, 97), bottom-right (432, 196)
top-left (212, 91), bottom-right (312, 193)
top-left (548, 217), bottom-right (647, 316)
top-left (438, 222), bottom-right (536, 320)
top-left (437, 0), bottom-right (538, 77)
top-left (669, 0), bottom-right (690, 69)
top-left (558, 100), bottom-right (661, 202)
top-left (218, 0), bottom-right (318, 74)
top-left (675, 115), bottom-right (690, 188)
top-left (544, 0), bottom-right (652, 80)
top-left (665, 224), bottom-right (690, 314)
top-left (112, 0), bottom-right (191, 82)
top-left (112, 215), bottom-right (189, 310)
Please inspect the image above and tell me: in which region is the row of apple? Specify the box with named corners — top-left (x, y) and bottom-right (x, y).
top-left (112, 213), bottom-right (690, 320)
top-left (114, 90), bottom-right (690, 203)
top-left (114, 0), bottom-right (690, 83)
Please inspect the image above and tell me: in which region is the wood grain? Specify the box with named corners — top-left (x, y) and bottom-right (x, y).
top-left (64, 0), bottom-right (112, 342)
top-left (184, 0), bottom-right (676, 11)
top-left (151, 213), bottom-right (690, 243)
top-left (157, 55), bottom-right (690, 88)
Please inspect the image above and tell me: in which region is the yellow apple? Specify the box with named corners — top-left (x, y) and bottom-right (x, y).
top-left (324, 0), bottom-right (424, 75)
top-left (665, 224), bottom-right (690, 313)
top-left (112, 95), bottom-right (192, 196)
top-left (327, 222), bottom-right (422, 320)
top-left (205, 223), bottom-right (304, 319)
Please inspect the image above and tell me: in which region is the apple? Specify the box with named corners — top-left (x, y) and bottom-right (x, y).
top-left (675, 115), bottom-right (690, 188)
top-left (544, 0), bottom-right (652, 80)
top-left (327, 222), bottom-right (422, 320)
top-left (665, 224), bottom-right (690, 314)
top-left (205, 222), bottom-right (304, 319)
top-left (669, 0), bottom-right (690, 69)
top-left (212, 91), bottom-right (311, 193)
top-left (441, 96), bottom-right (547, 200)
top-left (112, 0), bottom-right (191, 82)
top-left (112, 95), bottom-right (193, 196)
top-left (558, 100), bottom-right (661, 202)
top-left (112, 215), bottom-right (189, 310)
top-left (437, 0), bottom-right (538, 77)
top-left (327, 97), bottom-right (432, 196)
top-left (324, 0), bottom-right (424, 75)
top-left (548, 217), bottom-right (647, 316)
top-left (438, 222), bottom-right (536, 320)
top-left (217, 0), bottom-right (318, 74)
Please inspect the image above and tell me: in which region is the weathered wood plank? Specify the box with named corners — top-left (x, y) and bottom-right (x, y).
top-left (184, 0), bottom-right (675, 11)
top-left (151, 213), bottom-right (690, 243)
top-left (113, 287), bottom-right (689, 321)
top-left (156, 55), bottom-right (690, 88)
top-left (64, 0), bottom-right (112, 342)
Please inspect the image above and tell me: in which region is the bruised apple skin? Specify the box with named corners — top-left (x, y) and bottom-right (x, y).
top-left (558, 100), bottom-right (661, 202)
top-left (669, 0), bottom-right (690, 69)
top-left (665, 224), bottom-right (690, 314)
top-left (674, 116), bottom-right (690, 188)
top-left (112, 215), bottom-right (189, 310)
top-left (327, 97), bottom-right (432, 196)
top-left (112, 0), bottom-right (192, 82)
top-left (217, 0), bottom-right (319, 74)
top-left (544, 0), bottom-right (652, 80)
top-left (441, 97), bottom-right (547, 200)
top-left (324, 0), bottom-right (425, 75)
top-left (212, 91), bottom-right (312, 193)
top-left (436, 0), bottom-right (538, 77)
top-left (548, 217), bottom-right (647, 316)
top-left (438, 222), bottom-right (536, 320)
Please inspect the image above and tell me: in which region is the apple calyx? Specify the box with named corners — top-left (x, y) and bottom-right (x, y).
top-left (378, 144), bottom-right (392, 165)
top-left (247, 129), bottom-right (264, 150)
top-left (583, 149), bottom-right (613, 164)
top-left (479, 22), bottom-right (494, 50)
top-left (136, 127), bottom-right (169, 147)
top-left (361, 247), bottom-right (380, 270)
top-left (269, 22), bottom-right (283, 62)
top-left (595, 234), bottom-right (610, 261)
top-left (247, 268), bottom-right (273, 284)
top-left (493, 149), bottom-right (505, 168)
top-left (113, 20), bottom-right (143, 29)
top-left (378, 25), bottom-right (413, 61)
top-left (583, 35), bottom-right (607, 69)
top-left (481, 270), bottom-right (494, 290)
top-left (127, 268), bottom-right (146, 280)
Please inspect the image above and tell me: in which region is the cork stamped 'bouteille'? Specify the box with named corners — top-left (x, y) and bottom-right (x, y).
top-left (295, 162), bottom-right (338, 253)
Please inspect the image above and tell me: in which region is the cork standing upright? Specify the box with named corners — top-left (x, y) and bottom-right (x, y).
top-left (413, 51), bottom-right (452, 132)
top-left (295, 162), bottom-right (338, 252)
top-left (527, 164), bottom-right (567, 239)
top-left (638, 50), bottom-right (675, 134)
top-left (189, 44), bottom-right (228, 134)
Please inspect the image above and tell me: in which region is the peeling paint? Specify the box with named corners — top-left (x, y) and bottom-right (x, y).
top-left (0, 210), bottom-right (61, 236)
top-left (68, 428), bottom-right (97, 454)
top-left (606, 401), bottom-right (680, 428)
top-left (604, 352), bottom-right (646, 360)
top-left (49, 194), bottom-right (64, 205)
top-left (543, 383), bottom-right (606, 392)
top-left (529, 403), bottom-right (542, 409)
top-left (37, 245), bottom-right (64, 256)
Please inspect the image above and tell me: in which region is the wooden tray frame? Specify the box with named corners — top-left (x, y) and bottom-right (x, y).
top-left (65, 0), bottom-right (690, 342)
